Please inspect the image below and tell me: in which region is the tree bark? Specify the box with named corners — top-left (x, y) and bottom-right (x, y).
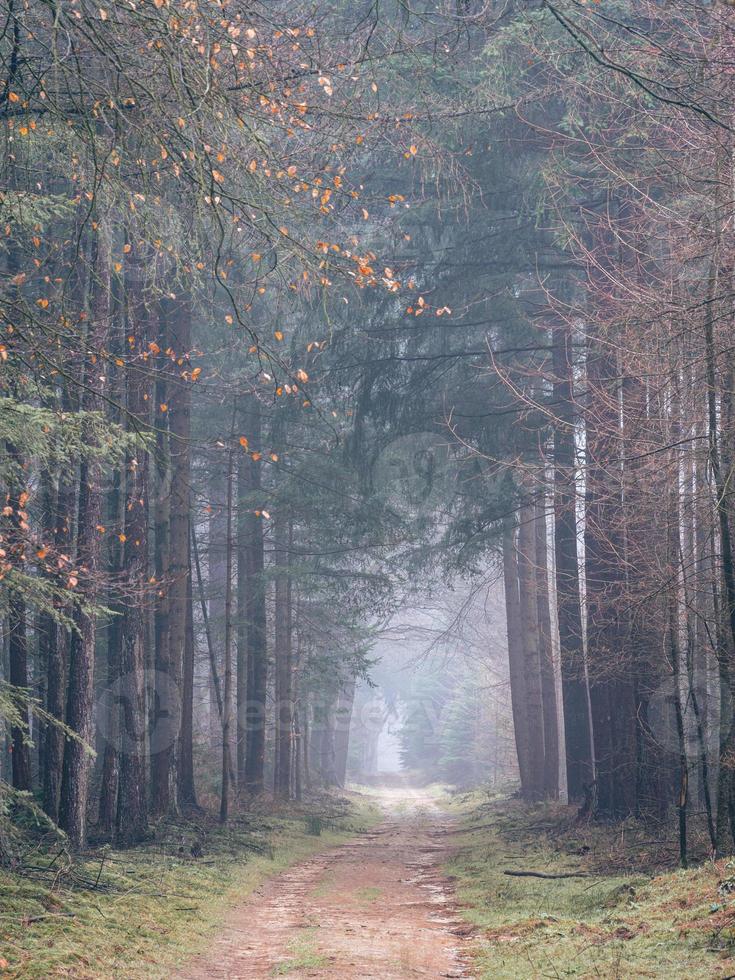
top-left (171, 294), bottom-right (196, 813)
top-left (116, 251), bottom-right (150, 843)
top-left (517, 502), bottom-right (546, 801)
top-left (58, 224), bottom-right (111, 848)
top-left (535, 496), bottom-right (559, 799)
top-left (502, 524), bottom-right (530, 793)
top-left (244, 402), bottom-right (267, 794)
top-left (273, 508), bottom-right (293, 800)
top-left (220, 448), bottom-right (235, 823)
top-left (551, 322), bottom-right (593, 801)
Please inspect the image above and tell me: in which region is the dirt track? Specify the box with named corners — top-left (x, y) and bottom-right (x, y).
top-left (179, 787), bottom-right (474, 979)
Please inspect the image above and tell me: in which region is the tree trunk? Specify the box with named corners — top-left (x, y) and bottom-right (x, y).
top-left (58, 224), bottom-right (111, 848)
top-left (220, 448), bottom-right (235, 823)
top-left (334, 677), bottom-right (356, 788)
top-left (98, 468), bottom-right (123, 835)
top-left (116, 253), bottom-right (150, 843)
top-left (236, 424), bottom-right (248, 786)
top-left (148, 293), bottom-right (189, 815)
top-left (517, 503), bottom-right (546, 801)
top-left (8, 587), bottom-right (31, 791)
top-left (244, 402), bottom-right (267, 794)
top-left (42, 463), bottom-right (74, 820)
top-left (535, 496), bottom-right (559, 799)
top-left (551, 322), bottom-right (593, 801)
top-left (502, 524), bottom-right (530, 793)
top-left (273, 508), bottom-right (293, 800)
top-left (171, 294), bottom-right (196, 813)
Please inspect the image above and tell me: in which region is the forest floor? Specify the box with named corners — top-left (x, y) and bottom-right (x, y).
top-left (0, 793), bottom-right (380, 979)
top-left (448, 788), bottom-right (735, 978)
top-left (6, 786), bottom-right (735, 978)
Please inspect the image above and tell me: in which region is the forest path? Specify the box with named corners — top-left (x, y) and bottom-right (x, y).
top-left (178, 785), bottom-right (474, 979)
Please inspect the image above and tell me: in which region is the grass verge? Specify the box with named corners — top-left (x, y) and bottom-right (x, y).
top-left (0, 793), bottom-right (380, 979)
top-left (446, 790), bottom-right (735, 979)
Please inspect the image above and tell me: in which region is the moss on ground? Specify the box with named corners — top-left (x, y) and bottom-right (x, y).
top-left (0, 793), bottom-right (380, 979)
top-left (447, 790), bottom-right (735, 979)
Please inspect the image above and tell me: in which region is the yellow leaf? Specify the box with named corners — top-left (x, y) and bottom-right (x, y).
top-left (274, 330), bottom-right (283, 341)
top-left (123, 243), bottom-right (132, 253)
top-left (239, 436), bottom-right (249, 448)
top-left (251, 451), bottom-right (262, 461)
top-left (191, 366), bottom-right (201, 380)
top-left (8, 92), bottom-right (19, 103)
top-left (160, 403), bottom-right (168, 412)
top-left (36, 298), bottom-right (49, 309)
top-left (118, 534), bottom-right (127, 543)
top-left (248, 159), bottom-right (257, 172)
top-left (270, 453), bottom-right (278, 462)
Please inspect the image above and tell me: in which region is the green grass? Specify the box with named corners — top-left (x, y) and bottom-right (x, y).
top-left (271, 927), bottom-right (329, 975)
top-left (446, 791), bottom-right (735, 979)
top-left (0, 794), bottom-right (380, 979)
top-left (355, 885), bottom-right (383, 903)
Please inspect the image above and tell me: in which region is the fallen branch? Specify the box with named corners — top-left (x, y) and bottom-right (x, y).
top-left (503, 869), bottom-right (594, 880)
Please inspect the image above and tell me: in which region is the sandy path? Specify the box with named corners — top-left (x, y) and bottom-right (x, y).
top-left (178, 787), bottom-right (474, 979)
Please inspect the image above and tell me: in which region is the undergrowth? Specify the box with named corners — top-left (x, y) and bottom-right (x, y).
top-left (447, 789), bottom-right (735, 979)
top-left (0, 791), bottom-right (379, 979)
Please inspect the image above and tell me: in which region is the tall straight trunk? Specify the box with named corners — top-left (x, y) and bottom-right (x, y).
top-left (585, 328), bottom-right (636, 818)
top-left (244, 402), bottom-right (267, 794)
top-left (551, 322), bottom-right (593, 801)
top-left (171, 294), bottom-right (196, 812)
top-left (42, 462), bottom-right (74, 819)
top-left (220, 449), bottom-right (235, 823)
top-left (273, 509), bottom-right (293, 800)
top-left (8, 587), bottom-right (30, 791)
top-left (334, 677), bottom-right (356, 788)
top-left (178, 545), bottom-right (197, 809)
top-left (302, 689), bottom-right (311, 791)
top-left (517, 503), bottom-right (546, 801)
top-left (3, 192), bottom-right (31, 793)
top-left (236, 426), bottom-right (248, 786)
top-left (502, 525), bottom-right (530, 792)
top-left (152, 305), bottom-right (171, 790)
top-left (320, 696), bottom-right (339, 787)
top-left (116, 251), bottom-right (150, 843)
top-left (148, 294), bottom-right (188, 815)
top-left (207, 465), bottom-right (227, 750)
top-left (668, 375), bottom-right (688, 868)
top-left (535, 495), bottom-right (559, 799)
top-left (59, 223), bottom-right (111, 847)
top-left (97, 259), bottom-right (125, 834)
top-left (98, 469), bottom-right (123, 834)
top-left (4, 441), bottom-right (31, 791)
